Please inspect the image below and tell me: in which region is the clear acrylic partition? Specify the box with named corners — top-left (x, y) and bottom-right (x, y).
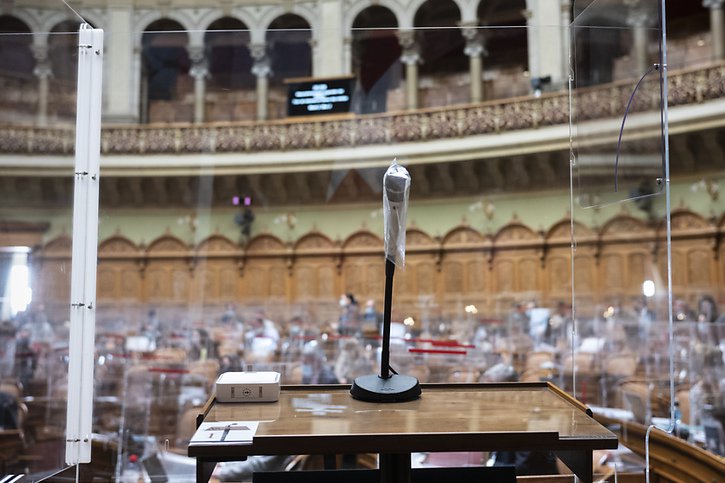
top-left (1, 0), bottom-right (723, 481)
top-left (0, 17), bottom-right (79, 480)
top-left (571, 0), bottom-right (666, 208)
top-left (571, 0), bottom-right (725, 464)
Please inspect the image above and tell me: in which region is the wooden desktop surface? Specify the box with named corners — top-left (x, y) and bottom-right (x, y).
top-left (189, 382), bottom-right (617, 459)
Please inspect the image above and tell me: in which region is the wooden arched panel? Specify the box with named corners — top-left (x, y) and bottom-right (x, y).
top-left (493, 258), bottom-right (514, 293)
top-left (518, 257), bottom-right (539, 293)
top-left (601, 254), bottom-right (624, 293)
top-left (443, 260), bottom-right (464, 294)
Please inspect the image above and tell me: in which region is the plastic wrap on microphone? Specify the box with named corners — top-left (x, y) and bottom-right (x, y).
top-left (383, 160), bottom-right (410, 267)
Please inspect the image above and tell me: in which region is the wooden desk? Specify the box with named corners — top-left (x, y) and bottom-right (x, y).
top-left (189, 382), bottom-right (617, 483)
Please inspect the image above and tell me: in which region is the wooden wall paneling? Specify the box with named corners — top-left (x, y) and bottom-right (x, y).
top-left (493, 223), bottom-right (542, 311)
top-left (144, 235), bottom-right (191, 307)
top-left (33, 235), bottom-right (72, 321)
top-left (194, 235), bottom-right (241, 306)
top-left (660, 210), bottom-right (716, 305)
top-left (440, 226), bottom-right (489, 314)
top-left (243, 234), bottom-right (288, 309)
top-left (598, 215), bottom-right (656, 306)
top-left (341, 230), bottom-right (384, 308)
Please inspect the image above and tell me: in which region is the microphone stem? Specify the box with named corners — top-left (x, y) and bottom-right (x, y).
top-left (380, 258), bottom-right (395, 379)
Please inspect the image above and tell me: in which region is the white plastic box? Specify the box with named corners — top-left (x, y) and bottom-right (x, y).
top-left (215, 371), bottom-right (281, 403)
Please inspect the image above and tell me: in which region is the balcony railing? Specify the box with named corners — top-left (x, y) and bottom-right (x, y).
top-left (0, 62), bottom-right (722, 156)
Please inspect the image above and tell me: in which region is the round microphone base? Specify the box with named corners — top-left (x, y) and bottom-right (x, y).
top-left (350, 374), bottom-right (421, 403)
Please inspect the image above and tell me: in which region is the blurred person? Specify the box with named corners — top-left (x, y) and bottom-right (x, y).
top-left (334, 339), bottom-right (373, 384)
top-left (507, 302), bottom-right (529, 336)
top-left (301, 341), bottom-right (338, 384)
top-left (140, 308), bottom-right (162, 349)
top-left (0, 320), bottom-right (16, 379)
top-left (245, 312), bottom-right (280, 361)
top-left (189, 328), bottom-right (216, 361)
top-left (13, 325), bottom-right (36, 389)
top-left (697, 295), bottom-right (725, 323)
top-left (338, 293), bottom-right (360, 337)
top-left (362, 299), bottom-right (381, 334)
top-left (543, 301), bottom-right (571, 348)
top-left (674, 298), bottom-right (696, 322)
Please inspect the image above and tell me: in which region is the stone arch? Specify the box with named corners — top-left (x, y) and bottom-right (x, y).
top-left (2, 10), bottom-right (41, 34)
top-left (134, 10), bottom-right (194, 47)
top-left (259, 5), bottom-right (318, 35)
top-left (345, 0), bottom-right (405, 33)
top-left (204, 16), bottom-right (255, 93)
top-left (349, 4), bottom-right (403, 114)
top-left (0, 15), bottom-right (35, 79)
top-left (265, 13), bottom-right (313, 88)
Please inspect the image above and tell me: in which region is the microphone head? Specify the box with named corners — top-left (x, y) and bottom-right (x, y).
top-left (384, 169), bottom-right (409, 203)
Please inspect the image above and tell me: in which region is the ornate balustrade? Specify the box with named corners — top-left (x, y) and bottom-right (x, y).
top-left (0, 63), bottom-right (723, 156)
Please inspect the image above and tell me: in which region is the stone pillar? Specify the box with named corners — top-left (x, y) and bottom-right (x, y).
top-left (251, 44), bottom-right (272, 121)
top-left (105, 6), bottom-right (137, 123)
top-left (398, 31), bottom-right (420, 110)
top-left (32, 45), bottom-right (51, 126)
top-left (462, 26), bottom-right (486, 103)
top-left (525, 0), bottom-right (568, 90)
top-left (189, 46), bottom-right (208, 124)
top-left (627, 8), bottom-right (653, 74)
top-left (561, 0), bottom-right (572, 81)
top-left (704, 0), bottom-right (725, 60)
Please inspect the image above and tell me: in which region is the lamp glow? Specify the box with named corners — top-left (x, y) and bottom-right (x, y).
top-left (642, 280), bottom-right (655, 297)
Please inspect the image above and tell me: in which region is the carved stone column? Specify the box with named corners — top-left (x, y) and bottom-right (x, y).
top-left (189, 46), bottom-right (208, 124)
top-left (704, 0), bottom-right (725, 60)
top-left (626, 6), bottom-right (653, 74)
top-left (32, 45), bottom-right (52, 126)
top-left (398, 31), bottom-right (420, 110)
top-left (251, 44), bottom-right (272, 121)
top-left (462, 26), bottom-right (486, 103)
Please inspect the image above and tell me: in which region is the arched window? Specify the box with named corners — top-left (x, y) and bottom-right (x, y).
top-left (665, 3), bottom-right (710, 69)
top-left (205, 17), bottom-right (253, 91)
top-left (141, 19), bottom-right (190, 122)
top-left (414, 1), bottom-right (466, 75)
top-left (477, 0), bottom-right (529, 99)
top-left (49, 20), bottom-right (82, 86)
top-left (0, 15), bottom-right (34, 79)
top-left (266, 14), bottom-right (312, 86)
top-left (413, 0), bottom-right (467, 107)
top-left (351, 6), bottom-right (401, 114)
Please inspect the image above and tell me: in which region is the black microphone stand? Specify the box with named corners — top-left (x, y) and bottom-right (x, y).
top-left (350, 259), bottom-right (421, 402)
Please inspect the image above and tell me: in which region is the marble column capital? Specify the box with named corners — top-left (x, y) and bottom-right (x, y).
top-left (704, 0), bottom-right (725, 10)
top-left (33, 62), bottom-right (53, 80)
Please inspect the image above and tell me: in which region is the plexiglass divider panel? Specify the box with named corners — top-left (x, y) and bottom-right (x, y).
top-left (0, 0), bottom-right (723, 481)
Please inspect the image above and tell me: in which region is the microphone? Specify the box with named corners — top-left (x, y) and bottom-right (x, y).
top-left (350, 160), bottom-right (421, 403)
top-left (383, 163), bottom-right (410, 266)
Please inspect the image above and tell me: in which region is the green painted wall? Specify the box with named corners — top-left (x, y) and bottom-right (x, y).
top-left (2, 175), bottom-right (723, 247)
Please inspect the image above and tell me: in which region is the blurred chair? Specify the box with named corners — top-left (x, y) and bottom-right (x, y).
top-left (446, 367), bottom-right (480, 383)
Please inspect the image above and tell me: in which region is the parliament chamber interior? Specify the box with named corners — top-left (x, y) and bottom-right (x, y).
top-left (0, 0), bottom-right (723, 481)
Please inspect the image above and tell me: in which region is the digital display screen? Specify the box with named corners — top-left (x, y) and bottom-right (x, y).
top-left (286, 77), bottom-right (354, 117)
